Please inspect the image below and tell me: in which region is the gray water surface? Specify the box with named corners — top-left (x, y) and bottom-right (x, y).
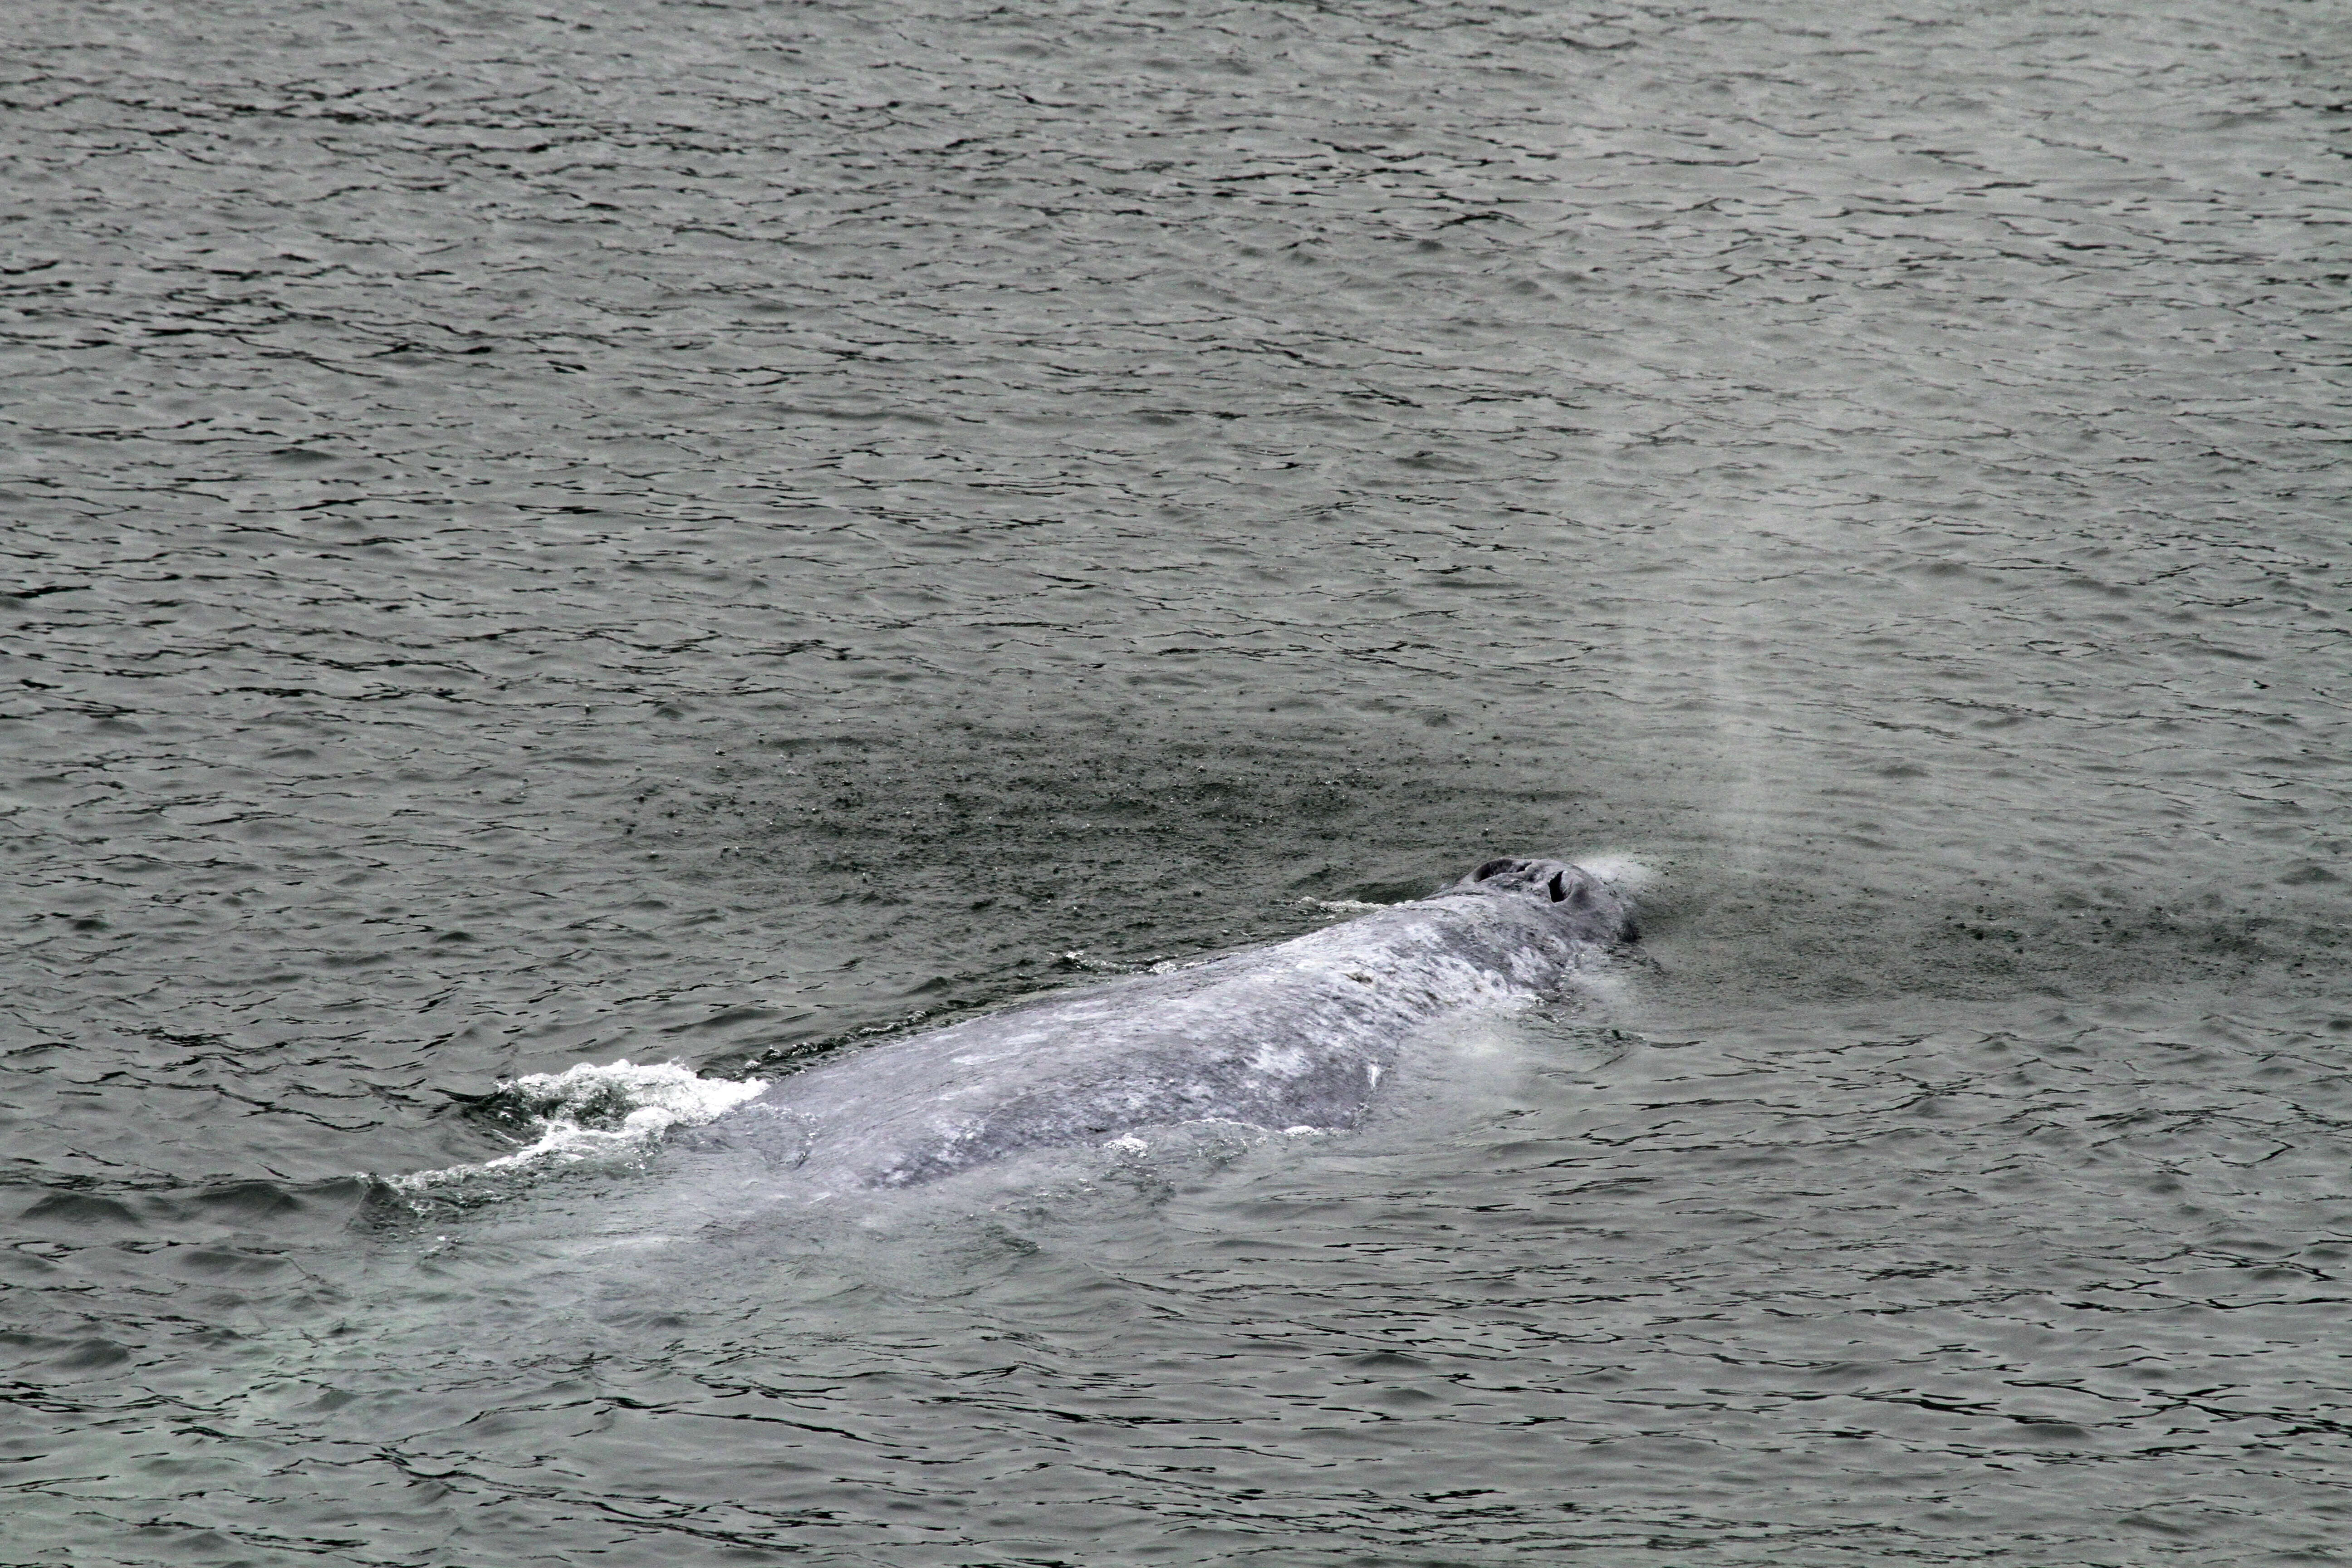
top-left (5, 0), bottom-right (2349, 1562)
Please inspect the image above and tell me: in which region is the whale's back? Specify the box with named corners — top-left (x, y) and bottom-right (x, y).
top-left (737, 867), bottom-right (1630, 1189)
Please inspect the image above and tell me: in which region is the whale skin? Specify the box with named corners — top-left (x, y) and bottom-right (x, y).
top-left (728, 856), bottom-right (1638, 1190)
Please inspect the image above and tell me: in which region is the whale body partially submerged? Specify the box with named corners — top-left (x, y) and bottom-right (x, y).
top-left (726, 856), bottom-right (1641, 1191)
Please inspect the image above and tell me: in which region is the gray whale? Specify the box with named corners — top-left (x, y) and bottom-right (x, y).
top-left (729, 857), bottom-right (1640, 1191)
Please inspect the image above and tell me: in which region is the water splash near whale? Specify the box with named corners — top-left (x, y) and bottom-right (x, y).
top-left (389, 1059), bottom-right (764, 1192)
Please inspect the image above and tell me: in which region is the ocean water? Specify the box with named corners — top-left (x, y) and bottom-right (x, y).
top-left (4, 0), bottom-right (2348, 1562)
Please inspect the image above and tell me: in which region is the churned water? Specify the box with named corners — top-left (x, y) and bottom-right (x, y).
top-left (4, 0), bottom-right (2348, 1562)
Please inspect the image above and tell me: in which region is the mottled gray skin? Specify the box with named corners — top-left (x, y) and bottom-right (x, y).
top-left (736, 858), bottom-right (1638, 1191)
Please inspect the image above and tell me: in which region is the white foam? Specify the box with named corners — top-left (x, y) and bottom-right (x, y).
top-left (1061, 948), bottom-right (1140, 974)
top-left (390, 1059), bottom-right (765, 1190)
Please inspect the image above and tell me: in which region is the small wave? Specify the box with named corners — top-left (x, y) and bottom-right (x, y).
top-left (1058, 948), bottom-right (1140, 974)
top-left (390, 1060), bottom-right (764, 1191)
top-left (1300, 897), bottom-right (1387, 914)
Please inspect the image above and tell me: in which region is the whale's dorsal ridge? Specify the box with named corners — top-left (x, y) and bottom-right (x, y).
top-left (739, 852), bottom-right (1643, 1191)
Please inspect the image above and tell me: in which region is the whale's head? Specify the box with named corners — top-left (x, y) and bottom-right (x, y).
top-left (1451, 856), bottom-right (1642, 946)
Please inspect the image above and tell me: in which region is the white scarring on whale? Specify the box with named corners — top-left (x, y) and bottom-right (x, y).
top-left (720, 856), bottom-right (1643, 1191)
